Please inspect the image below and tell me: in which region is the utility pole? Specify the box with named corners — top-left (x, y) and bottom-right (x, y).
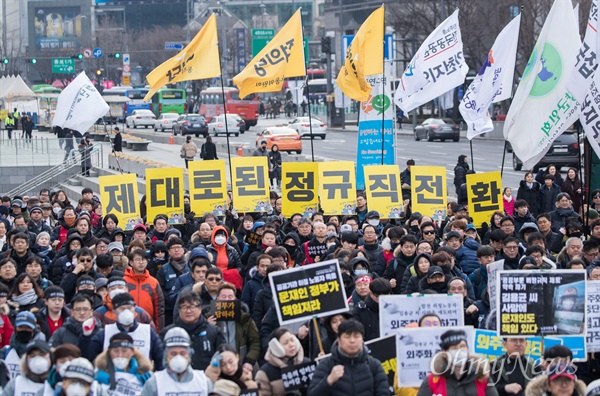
top-left (339, 0), bottom-right (345, 129)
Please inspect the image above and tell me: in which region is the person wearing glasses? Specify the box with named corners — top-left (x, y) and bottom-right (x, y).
top-left (490, 338), bottom-right (536, 396)
top-left (58, 247), bottom-right (105, 302)
top-left (501, 237), bottom-right (523, 270)
top-left (48, 294), bottom-right (100, 346)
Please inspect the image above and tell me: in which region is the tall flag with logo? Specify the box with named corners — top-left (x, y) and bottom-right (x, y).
top-left (459, 15), bottom-right (520, 140)
top-left (571, 0), bottom-right (600, 158)
top-left (394, 10), bottom-right (468, 113)
top-left (233, 9), bottom-right (305, 99)
top-left (503, 0), bottom-right (581, 170)
top-left (143, 14), bottom-right (220, 101)
top-left (335, 6), bottom-right (384, 102)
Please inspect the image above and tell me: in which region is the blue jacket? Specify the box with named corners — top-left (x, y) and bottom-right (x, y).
top-left (168, 272), bottom-right (194, 304)
top-left (468, 265), bottom-right (488, 301)
top-left (241, 271), bottom-right (264, 312)
top-left (455, 237), bottom-right (480, 275)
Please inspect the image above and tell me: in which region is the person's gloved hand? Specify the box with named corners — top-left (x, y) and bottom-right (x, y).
top-left (210, 352), bottom-right (222, 367)
top-left (82, 318), bottom-right (96, 336)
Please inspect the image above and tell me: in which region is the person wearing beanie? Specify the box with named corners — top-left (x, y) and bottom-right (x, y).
top-left (93, 277), bottom-right (156, 328)
top-left (53, 357), bottom-right (97, 396)
top-left (2, 340), bottom-right (51, 395)
top-left (95, 332), bottom-right (152, 395)
top-left (40, 344), bottom-right (82, 395)
top-left (35, 286), bottom-right (69, 340)
top-left (141, 327), bottom-right (213, 395)
top-left (27, 206), bottom-right (50, 237)
top-left (351, 278), bottom-right (392, 341)
top-left (256, 328), bottom-right (309, 396)
top-left (78, 291), bottom-right (164, 371)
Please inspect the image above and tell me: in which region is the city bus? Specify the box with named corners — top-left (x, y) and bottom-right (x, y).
top-left (199, 87), bottom-right (258, 129)
top-left (31, 84), bottom-right (62, 94)
top-left (151, 88), bottom-right (186, 116)
top-left (102, 87), bottom-right (151, 117)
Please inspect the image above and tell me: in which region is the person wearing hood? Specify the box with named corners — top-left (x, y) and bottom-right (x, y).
top-left (2, 340), bottom-right (52, 396)
top-left (383, 234), bottom-right (417, 288)
top-left (148, 240), bottom-right (169, 278)
top-left (518, 222), bottom-right (540, 247)
top-left (453, 155), bottom-right (470, 195)
top-left (50, 206), bottom-right (78, 251)
top-left (48, 233), bottom-right (84, 285)
top-left (124, 249), bottom-right (165, 331)
top-left (59, 247), bottom-right (105, 302)
top-left (157, 237), bottom-right (189, 325)
top-left (147, 214), bottom-right (170, 243)
top-left (257, 328), bottom-right (310, 396)
top-left (0, 311), bottom-right (46, 379)
top-left (207, 226), bottom-right (242, 272)
top-left (281, 232), bottom-right (304, 267)
top-left (242, 254), bottom-right (271, 313)
top-left (359, 223), bottom-right (384, 264)
top-left (110, 227), bottom-right (127, 244)
top-left (95, 332), bottom-right (153, 395)
top-left (416, 329), bottom-right (496, 396)
top-left (549, 193), bottom-right (581, 231)
top-left (141, 327), bottom-right (213, 395)
top-left (307, 319), bottom-right (388, 396)
top-left (402, 252), bottom-right (432, 294)
top-left (49, 294), bottom-right (101, 347)
top-left (93, 277), bottom-right (156, 328)
top-left (75, 217), bottom-right (98, 250)
top-left (162, 290), bottom-right (224, 371)
top-left (79, 292), bottom-right (164, 370)
top-left (169, 247), bottom-right (210, 308)
top-left (40, 344), bottom-right (82, 395)
top-left (35, 286), bottom-right (70, 340)
top-left (517, 172), bottom-right (542, 217)
top-left (455, 229), bottom-right (481, 276)
top-left (352, 278), bottom-right (391, 341)
top-left (524, 363), bottom-right (585, 396)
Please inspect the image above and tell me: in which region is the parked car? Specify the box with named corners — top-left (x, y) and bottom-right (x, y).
top-left (153, 113), bottom-right (179, 132)
top-left (288, 116), bottom-right (327, 139)
top-left (414, 118), bottom-right (460, 142)
top-left (512, 131), bottom-right (580, 172)
top-left (208, 114), bottom-right (242, 137)
top-left (125, 110), bottom-right (156, 129)
top-left (172, 114), bottom-right (209, 137)
top-left (256, 126), bottom-right (302, 154)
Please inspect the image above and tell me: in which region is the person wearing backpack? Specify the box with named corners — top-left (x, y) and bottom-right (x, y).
top-left (307, 319), bottom-right (389, 396)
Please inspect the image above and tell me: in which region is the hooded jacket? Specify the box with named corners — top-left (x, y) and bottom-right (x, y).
top-left (241, 270), bottom-right (264, 313)
top-left (456, 237), bottom-right (481, 275)
top-left (206, 226), bottom-right (242, 271)
top-left (95, 348), bottom-right (152, 391)
top-left (1, 349), bottom-right (49, 396)
top-left (307, 340), bottom-right (389, 396)
top-left (48, 233), bottom-right (85, 284)
top-left (549, 207), bottom-right (581, 231)
top-left (123, 267), bottom-right (165, 331)
top-left (524, 373), bottom-right (586, 396)
top-left (351, 295), bottom-right (381, 341)
top-left (281, 232), bottom-right (304, 267)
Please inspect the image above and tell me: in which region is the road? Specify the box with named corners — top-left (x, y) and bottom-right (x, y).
top-left (128, 115), bottom-right (537, 196)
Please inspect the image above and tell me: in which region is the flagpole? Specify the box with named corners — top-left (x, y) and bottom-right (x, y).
top-left (381, 12), bottom-right (385, 166)
top-left (500, 141), bottom-right (507, 178)
top-left (301, 19), bottom-right (315, 162)
top-left (217, 44), bottom-right (233, 187)
top-left (469, 140), bottom-right (474, 171)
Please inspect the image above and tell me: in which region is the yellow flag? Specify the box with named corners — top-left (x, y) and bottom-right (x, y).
top-left (233, 9), bottom-right (305, 98)
top-left (336, 7), bottom-right (384, 102)
top-left (143, 14), bottom-right (220, 101)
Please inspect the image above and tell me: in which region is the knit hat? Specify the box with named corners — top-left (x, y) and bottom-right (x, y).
top-left (164, 327), bottom-right (190, 348)
top-left (29, 206), bottom-right (42, 214)
top-left (111, 292), bottom-right (135, 309)
top-left (62, 358), bottom-right (95, 384)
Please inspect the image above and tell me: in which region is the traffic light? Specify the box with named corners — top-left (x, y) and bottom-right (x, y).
top-left (2, 58), bottom-right (8, 65)
top-left (71, 54), bottom-right (83, 59)
top-left (96, 69), bottom-right (102, 76)
top-left (26, 58), bottom-right (37, 64)
top-left (321, 37), bottom-right (331, 54)
top-left (109, 52), bottom-right (121, 59)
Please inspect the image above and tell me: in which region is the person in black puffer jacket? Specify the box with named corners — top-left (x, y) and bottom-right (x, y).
top-left (48, 294), bottom-right (101, 347)
top-left (307, 319), bottom-right (389, 396)
top-left (351, 278), bottom-right (391, 341)
top-left (252, 264), bottom-right (283, 329)
top-left (517, 172), bottom-right (542, 217)
top-left (453, 155), bottom-right (469, 195)
top-left (382, 235), bottom-right (417, 290)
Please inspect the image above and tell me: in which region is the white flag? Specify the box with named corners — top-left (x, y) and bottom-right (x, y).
top-left (52, 72), bottom-right (109, 133)
top-left (566, 0), bottom-right (598, 103)
top-left (503, 0), bottom-right (581, 170)
top-left (459, 14), bottom-right (520, 140)
top-left (394, 10), bottom-right (468, 114)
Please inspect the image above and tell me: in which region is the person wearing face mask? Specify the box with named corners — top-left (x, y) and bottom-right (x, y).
top-left (206, 227), bottom-right (243, 295)
top-left (50, 206), bottom-right (78, 251)
top-left (53, 357), bottom-right (98, 396)
top-left (374, 226), bottom-right (405, 275)
top-left (280, 232), bottom-right (304, 267)
top-left (69, 275), bottom-right (104, 310)
top-left (94, 277), bottom-right (155, 328)
top-left (417, 265), bottom-right (450, 294)
top-left (40, 344), bottom-right (83, 395)
top-left (49, 295), bottom-right (101, 347)
top-left (79, 292), bottom-right (164, 370)
top-left (2, 340), bottom-right (51, 395)
top-left (364, 211), bottom-right (383, 236)
top-left (141, 327), bottom-right (213, 395)
top-left (417, 329), bottom-right (496, 396)
top-left (0, 311), bottom-right (46, 379)
top-left (95, 333), bottom-right (152, 395)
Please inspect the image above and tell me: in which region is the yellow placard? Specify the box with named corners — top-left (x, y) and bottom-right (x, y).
top-left (231, 157), bottom-right (270, 213)
top-left (146, 168), bottom-right (185, 224)
top-left (319, 161), bottom-right (356, 215)
top-left (188, 160), bottom-right (228, 217)
top-left (282, 162), bottom-right (319, 218)
top-left (364, 165), bottom-right (403, 219)
top-left (411, 166), bottom-right (447, 222)
top-left (466, 171), bottom-right (503, 228)
top-left (99, 173), bottom-right (140, 230)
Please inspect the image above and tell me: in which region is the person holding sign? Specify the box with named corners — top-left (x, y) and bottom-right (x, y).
top-left (307, 319), bottom-right (389, 396)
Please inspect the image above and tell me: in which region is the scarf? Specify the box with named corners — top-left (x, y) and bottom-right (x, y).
top-left (504, 195), bottom-right (513, 202)
top-left (170, 258), bottom-right (187, 274)
top-left (12, 289), bottom-right (38, 306)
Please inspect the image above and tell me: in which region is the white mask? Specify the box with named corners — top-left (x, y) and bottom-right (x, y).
top-left (355, 269), bottom-right (368, 276)
top-left (168, 355), bottom-right (189, 373)
top-left (65, 383), bottom-right (88, 396)
top-left (214, 235), bottom-right (227, 246)
top-left (327, 242), bottom-right (336, 249)
top-left (368, 219), bottom-right (380, 227)
top-left (113, 357), bottom-right (129, 370)
top-left (117, 309), bottom-right (135, 326)
top-left (53, 207), bottom-right (61, 215)
top-left (57, 363), bottom-right (68, 378)
top-left (28, 356), bottom-right (50, 374)
top-left (448, 349), bottom-right (468, 367)
top-left (109, 289), bottom-right (126, 300)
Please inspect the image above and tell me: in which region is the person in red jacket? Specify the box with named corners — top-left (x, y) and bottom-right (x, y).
top-left (123, 250), bottom-right (165, 331)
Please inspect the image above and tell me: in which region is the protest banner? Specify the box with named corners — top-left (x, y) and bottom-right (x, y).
top-left (269, 259), bottom-right (349, 325)
top-left (146, 168), bottom-right (185, 224)
top-left (466, 171), bottom-right (503, 228)
top-left (379, 294), bottom-right (464, 337)
top-left (211, 300), bottom-right (241, 322)
top-left (187, 160), bottom-right (228, 216)
top-left (239, 390), bottom-right (259, 396)
top-left (318, 161), bottom-right (357, 215)
top-left (364, 165), bottom-right (403, 219)
top-left (99, 173), bottom-right (140, 230)
top-left (366, 335), bottom-right (396, 394)
top-left (497, 270), bottom-right (587, 337)
top-left (231, 157), bottom-right (270, 213)
top-left (487, 260), bottom-right (504, 313)
top-left (396, 326), bottom-right (475, 387)
top-left (282, 162), bottom-right (319, 218)
top-left (587, 280), bottom-right (600, 352)
top-left (281, 361), bottom-right (316, 392)
top-left (410, 166), bottom-right (447, 221)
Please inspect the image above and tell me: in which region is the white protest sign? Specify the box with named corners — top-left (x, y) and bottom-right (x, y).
top-left (396, 326), bottom-right (475, 387)
top-left (486, 259), bottom-right (504, 313)
top-left (587, 280), bottom-right (600, 352)
top-left (379, 294), bottom-right (464, 337)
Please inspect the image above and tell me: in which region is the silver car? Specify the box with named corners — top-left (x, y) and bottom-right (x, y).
top-left (153, 113), bottom-right (179, 132)
top-left (125, 110), bottom-right (156, 129)
top-left (208, 114), bottom-right (242, 137)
